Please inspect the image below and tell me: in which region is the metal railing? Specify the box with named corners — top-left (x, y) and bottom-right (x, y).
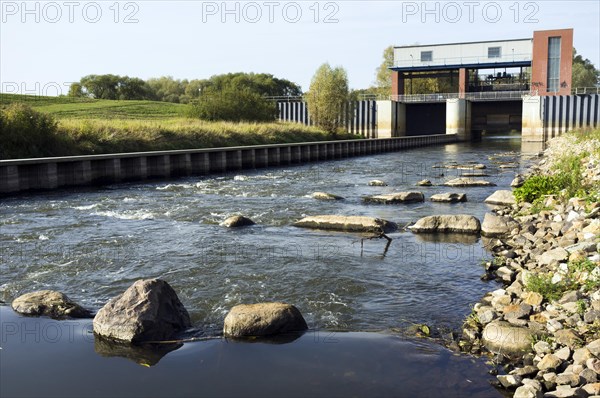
top-left (390, 90), bottom-right (532, 103)
top-left (572, 87), bottom-right (600, 95)
top-left (265, 95), bottom-right (303, 102)
top-left (393, 53), bottom-right (532, 68)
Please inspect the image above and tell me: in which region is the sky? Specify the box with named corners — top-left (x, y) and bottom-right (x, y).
top-left (1, 0), bottom-right (599, 95)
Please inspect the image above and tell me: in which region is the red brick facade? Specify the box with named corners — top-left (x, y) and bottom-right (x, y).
top-left (531, 28), bottom-right (573, 96)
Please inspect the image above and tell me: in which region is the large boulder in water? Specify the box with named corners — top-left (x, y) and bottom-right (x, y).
top-left (409, 215), bottom-right (481, 234)
top-left (93, 279), bottom-right (191, 343)
top-left (293, 215), bottom-right (397, 233)
top-left (223, 302), bottom-right (308, 338)
top-left (484, 190), bottom-right (516, 206)
top-left (362, 191), bottom-right (424, 204)
top-left (220, 215), bottom-right (255, 228)
top-left (12, 290), bottom-right (92, 319)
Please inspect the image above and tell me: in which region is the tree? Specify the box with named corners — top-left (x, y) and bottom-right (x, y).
top-left (117, 77), bottom-right (150, 100)
top-left (80, 74), bottom-right (121, 99)
top-left (67, 82), bottom-right (84, 97)
top-left (78, 74), bottom-right (152, 100)
top-left (306, 63), bottom-right (350, 134)
top-left (198, 72), bottom-right (302, 97)
top-left (146, 76), bottom-right (188, 103)
top-left (374, 45), bottom-right (394, 96)
top-left (187, 72), bottom-right (301, 122)
top-left (572, 48), bottom-right (600, 88)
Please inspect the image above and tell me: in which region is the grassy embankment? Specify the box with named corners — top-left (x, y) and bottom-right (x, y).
top-left (0, 94), bottom-right (360, 159)
top-left (513, 128), bottom-right (600, 211)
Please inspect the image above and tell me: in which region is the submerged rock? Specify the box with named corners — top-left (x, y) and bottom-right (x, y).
top-left (435, 163), bottom-right (486, 170)
top-left (368, 180), bottom-right (387, 186)
top-left (93, 279), bottom-right (191, 343)
top-left (11, 290), bottom-right (92, 319)
top-left (430, 193), bottom-right (467, 203)
top-left (220, 215), bottom-right (255, 228)
top-left (311, 192), bottom-right (344, 201)
top-left (293, 215), bottom-right (397, 233)
top-left (362, 191), bottom-right (424, 204)
top-left (223, 302), bottom-right (308, 338)
top-left (485, 190), bottom-right (517, 206)
top-left (408, 215), bottom-right (481, 234)
top-left (443, 178), bottom-right (496, 187)
top-left (481, 213), bottom-right (518, 238)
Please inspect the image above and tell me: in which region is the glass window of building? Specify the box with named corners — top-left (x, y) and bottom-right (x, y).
top-left (488, 47), bottom-right (501, 58)
top-left (420, 51), bottom-right (432, 62)
top-left (547, 37), bottom-right (561, 92)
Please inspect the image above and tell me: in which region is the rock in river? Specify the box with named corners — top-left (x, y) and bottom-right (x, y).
top-left (220, 215), bottom-right (255, 228)
top-left (430, 193), bottom-right (467, 203)
top-left (293, 215), bottom-right (397, 233)
top-left (12, 290), bottom-right (92, 319)
top-left (311, 192), bottom-right (344, 201)
top-left (417, 179), bottom-right (432, 186)
top-left (443, 178), bottom-right (496, 187)
top-left (223, 302), bottom-right (308, 338)
top-left (363, 191), bottom-right (424, 204)
top-left (93, 279), bottom-right (191, 343)
top-left (368, 180), bottom-right (387, 186)
top-left (408, 215), bottom-right (481, 234)
top-left (484, 190), bottom-right (517, 206)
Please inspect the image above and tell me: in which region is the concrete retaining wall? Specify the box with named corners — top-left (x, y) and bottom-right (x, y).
top-left (543, 94), bottom-right (599, 139)
top-left (0, 135), bottom-right (457, 195)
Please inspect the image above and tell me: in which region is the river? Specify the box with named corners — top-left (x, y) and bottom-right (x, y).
top-left (0, 135), bottom-right (530, 397)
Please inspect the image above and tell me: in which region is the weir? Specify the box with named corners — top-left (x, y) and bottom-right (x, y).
top-left (0, 134), bottom-right (457, 196)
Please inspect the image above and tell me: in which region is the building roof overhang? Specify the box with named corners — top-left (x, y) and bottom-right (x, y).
top-left (389, 60), bottom-right (532, 73)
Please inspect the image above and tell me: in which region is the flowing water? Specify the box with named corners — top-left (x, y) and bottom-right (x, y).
top-left (1, 136), bottom-right (528, 334)
top-left (0, 135), bottom-right (530, 397)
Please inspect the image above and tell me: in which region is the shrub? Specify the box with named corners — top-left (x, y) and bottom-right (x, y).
top-left (552, 154), bottom-right (587, 198)
top-left (188, 87), bottom-right (278, 122)
top-left (525, 273), bottom-right (568, 302)
top-left (513, 175), bottom-right (562, 203)
top-left (0, 103), bottom-right (69, 159)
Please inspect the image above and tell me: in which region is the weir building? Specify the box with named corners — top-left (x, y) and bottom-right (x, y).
top-left (277, 28), bottom-right (598, 144)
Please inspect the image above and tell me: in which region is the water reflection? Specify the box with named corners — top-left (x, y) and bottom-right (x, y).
top-left (415, 232), bottom-right (481, 245)
top-left (94, 336), bottom-right (183, 367)
top-left (0, 308), bottom-right (502, 398)
top-left (224, 330), bottom-right (305, 345)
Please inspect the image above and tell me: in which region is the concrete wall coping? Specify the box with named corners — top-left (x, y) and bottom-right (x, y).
top-left (0, 135), bottom-right (454, 166)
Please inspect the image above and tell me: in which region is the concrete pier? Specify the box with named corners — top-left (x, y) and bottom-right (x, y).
top-left (521, 95), bottom-right (544, 142)
top-left (0, 135), bottom-right (458, 196)
top-left (446, 99), bottom-right (472, 140)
